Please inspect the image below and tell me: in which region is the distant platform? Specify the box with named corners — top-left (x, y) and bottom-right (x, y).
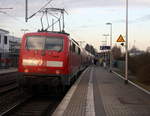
top-left (52, 66), bottom-right (150, 116)
top-left (0, 68), bottom-right (18, 74)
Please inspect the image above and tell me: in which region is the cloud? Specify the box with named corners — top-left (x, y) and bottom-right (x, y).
top-left (129, 14), bottom-right (150, 23)
top-left (57, 0), bottom-right (150, 8)
top-left (113, 14), bottom-right (150, 24)
top-left (136, 14), bottom-right (150, 22)
top-left (113, 19), bottom-right (125, 23)
top-left (61, 0), bottom-right (122, 8)
top-left (75, 24), bottom-right (98, 29)
top-left (1, 0), bottom-right (150, 17)
top-left (1, 0), bottom-right (150, 31)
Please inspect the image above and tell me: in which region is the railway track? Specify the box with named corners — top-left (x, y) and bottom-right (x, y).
top-left (1, 94), bottom-right (61, 116)
top-left (0, 88), bottom-right (25, 115)
top-left (0, 72), bottom-right (18, 84)
top-left (0, 69), bottom-right (79, 116)
top-left (0, 71), bottom-right (20, 94)
top-left (0, 82), bottom-right (18, 94)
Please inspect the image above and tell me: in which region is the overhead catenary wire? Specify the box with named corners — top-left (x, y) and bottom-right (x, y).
top-left (27, 0), bottom-right (54, 20)
top-left (46, 15), bottom-right (62, 31)
top-left (0, 11), bottom-right (7, 14)
top-left (24, 0), bottom-right (68, 32)
top-left (47, 18), bottom-right (60, 29)
top-left (43, 8), bottom-right (62, 31)
top-left (46, 10), bottom-right (50, 30)
top-left (47, 12), bottom-right (60, 31)
top-left (0, 11), bottom-right (24, 24)
top-left (48, 12), bottom-right (59, 19)
top-left (40, 11), bottom-right (45, 31)
top-left (0, 9), bottom-right (35, 36)
top-left (59, 18), bottom-right (61, 32)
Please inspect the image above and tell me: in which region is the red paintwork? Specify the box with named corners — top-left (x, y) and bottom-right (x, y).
top-left (19, 32), bottom-right (81, 76)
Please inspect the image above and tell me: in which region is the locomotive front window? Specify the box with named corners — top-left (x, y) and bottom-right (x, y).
top-left (26, 36), bottom-right (63, 51)
top-left (26, 36), bottom-right (45, 50)
top-left (45, 37), bottom-right (63, 51)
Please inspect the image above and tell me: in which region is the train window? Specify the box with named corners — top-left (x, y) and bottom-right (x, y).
top-left (45, 37), bottom-right (63, 51)
top-left (75, 46), bottom-right (78, 54)
top-left (72, 43), bottom-right (75, 52)
top-left (78, 48), bottom-right (81, 55)
top-left (70, 41), bottom-right (72, 51)
top-left (26, 36), bottom-right (45, 50)
top-left (4, 36), bottom-right (7, 44)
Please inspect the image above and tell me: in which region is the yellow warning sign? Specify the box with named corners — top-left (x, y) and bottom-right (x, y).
top-left (116, 35), bottom-right (125, 42)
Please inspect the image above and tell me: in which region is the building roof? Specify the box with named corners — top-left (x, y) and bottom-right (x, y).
top-left (0, 28), bottom-right (9, 34)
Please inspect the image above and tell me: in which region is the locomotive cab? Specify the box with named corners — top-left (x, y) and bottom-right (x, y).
top-left (18, 32), bottom-right (69, 90)
top-left (18, 31), bottom-right (86, 93)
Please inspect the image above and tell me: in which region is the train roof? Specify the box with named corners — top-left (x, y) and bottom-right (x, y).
top-left (71, 39), bottom-right (79, 45)
top-left (37, 30), bottom-right (70, 36)
top-left (24, 31), bottom-right (70, 37)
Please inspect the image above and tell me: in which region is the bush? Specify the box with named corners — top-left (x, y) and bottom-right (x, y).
top-left (128, 56), bottom-right (138, 74)
top-left (129, 52), bottom-right (150, 83)
top-left (137, 64), bottom-right (150, 83)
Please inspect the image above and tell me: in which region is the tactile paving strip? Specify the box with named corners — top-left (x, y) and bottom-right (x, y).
top-left (62, 67), bottom-right (91, 116)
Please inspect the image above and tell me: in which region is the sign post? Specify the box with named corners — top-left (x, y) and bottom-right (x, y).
top-left (125, 0), bottom-right (129, 84)
top-left (116, 34), bottom-right (128, 84)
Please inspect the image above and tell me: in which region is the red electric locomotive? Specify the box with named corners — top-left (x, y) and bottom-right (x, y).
top-left (18, 31), bottom-right (89, 91)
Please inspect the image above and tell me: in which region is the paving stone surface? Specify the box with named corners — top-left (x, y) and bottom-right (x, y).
top-left (53, 66), bottom-right (150, 116)
top-left (62, 68), bottom-right (91, 116)
top-left (94, 66), bottom-right (150, 116)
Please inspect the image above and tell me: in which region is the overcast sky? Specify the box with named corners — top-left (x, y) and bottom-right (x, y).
top-left (0, 0), bottom-right (150, 51)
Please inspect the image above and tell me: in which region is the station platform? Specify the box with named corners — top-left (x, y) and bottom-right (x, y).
top-left (0, 68), bottom-right (18, 75)
top-left (52, 66), bottom-right (150, 116)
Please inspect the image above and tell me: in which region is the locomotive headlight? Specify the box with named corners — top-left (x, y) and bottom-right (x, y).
top-left (56, 70), bottom-right (60, 74)
top-left (24, 69), bottom-right (29, 73)
top-left (23, 59), bottom-right (43, 66)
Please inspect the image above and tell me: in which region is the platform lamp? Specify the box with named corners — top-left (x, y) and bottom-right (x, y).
top-left (102, 34), bottom-right (109, 68)
top-left (106, 22), bottom-right (112, 72)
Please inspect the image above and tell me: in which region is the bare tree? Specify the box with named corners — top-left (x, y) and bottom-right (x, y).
top-left (111, 45), bottom-right (122, 60)
top-left (146, 47), bottom-right (150, 53)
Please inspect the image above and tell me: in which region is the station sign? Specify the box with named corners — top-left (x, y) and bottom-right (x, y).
top-left (100, 46), bottom-right (111, 50)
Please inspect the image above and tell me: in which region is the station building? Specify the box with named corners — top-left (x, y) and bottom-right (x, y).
top-left (0, 28), bottom-right (20, 68)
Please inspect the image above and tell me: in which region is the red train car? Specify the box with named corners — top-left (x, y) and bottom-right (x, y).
top-left (18, 31), bottom-right (88, 90)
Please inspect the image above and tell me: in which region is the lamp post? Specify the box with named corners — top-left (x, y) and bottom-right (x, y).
top-left (106, 22), bottom-right (112, 72)
top-left (102, 34), bottom-right (109, 68)
top-left (125, 0), bottom-right (128, 84)
top-left (102, 34), bottom-right (109, 45)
